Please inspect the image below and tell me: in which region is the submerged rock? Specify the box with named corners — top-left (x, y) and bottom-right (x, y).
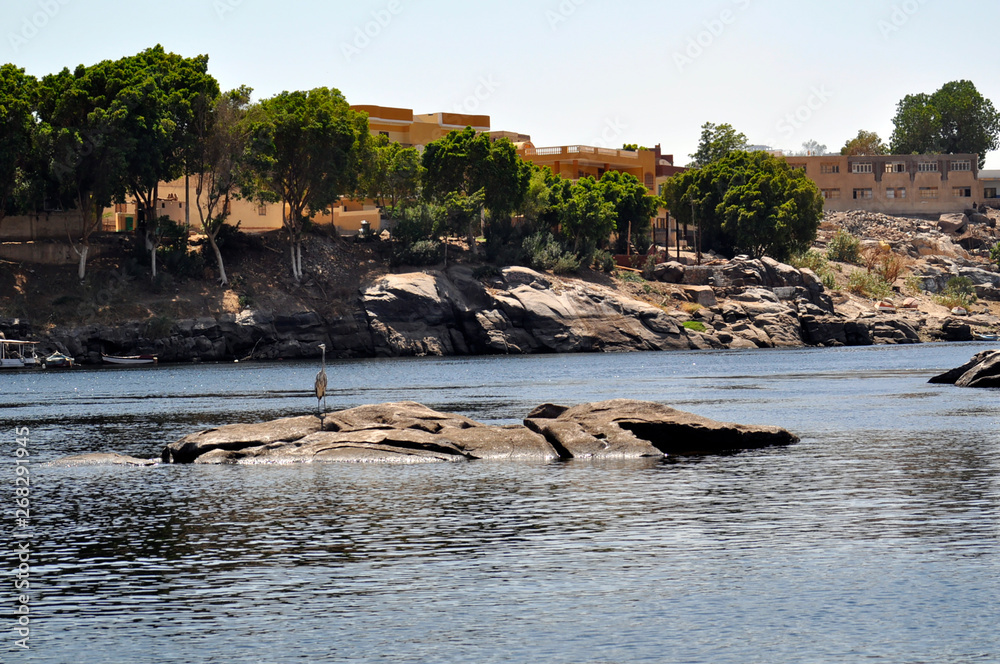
top-left (49, 453), bottom-right (158, 467)
top-left (162, 400), bottom-right (798, 465)
top-left (930, 350), bottom-right (1000, 388)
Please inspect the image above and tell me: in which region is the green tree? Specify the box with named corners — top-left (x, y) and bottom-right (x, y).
top-left (662, 151), bottom-right (823, 261)
top-left (191, 87), bottom-right (252, 286)
top-left (422, 127), bottom-right (530, 254)
top-left (689, 122), bottom-right (748, 167)
top-left (841, 130), bottom-right (888, 156)
top-left (244, 87), bottom-right (367, 281)
top-left (556, 176), bottom-right (616, 255)
top-left (0, 65), bottom-right (36, 231)
top-left (890, 80), bottom-right (1000, 167)
top-left (359, 133), bottom-right (422, 212)
top-left (35, 59), bottom-right (133, 280)
top-left (598, 171), bottom-right (658, 254)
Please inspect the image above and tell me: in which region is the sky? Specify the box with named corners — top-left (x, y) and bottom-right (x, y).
top-left (5, 0), bottom-right (999, 167)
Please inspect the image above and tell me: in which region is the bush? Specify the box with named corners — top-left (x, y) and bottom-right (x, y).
top-left (821, 271), bottom-right (837, 291)
top-left (642, 254), bottom-right (658, 280)
top-left (200, 221), bottom-right (245, 262)
top-left (827, 229), bottom-right (861, 264)
top-left (616, 270), bottom-right (644, 284)
top-left (592, 250), bottom-right (616, 273)
top-left (393, 239), bottom-right (443, 267)
top-left (991, 241), bottom-right (1000, 268)
top-left (523, 232), bottom-right (580, 273)
top-left (847, 270), bottom-right (892, 300)
top-left (789, 249), bottom-right (829, 273)
top-left (935, 276), bottom-right (978, 310)
top-left (682, 320), bottom-right (707, 333)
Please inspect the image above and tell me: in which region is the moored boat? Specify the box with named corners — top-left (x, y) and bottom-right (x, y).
top-left (43, 352), bottom-right (75, 368)
top-left (0, 340), bottom-right (40, 369)
top-left (102, 353), bottom-right (159, 366)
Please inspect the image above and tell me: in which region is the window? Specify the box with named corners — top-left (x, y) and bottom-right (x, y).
top-left (258, 204), bottom-right (268, 216)
top-left (852, 162), bottom-right (873, 174)
top-left (886, 187), bottom-right (907, 199)
top-left (918, 162), bottom-right (939, 172)
top-left (644, 173), bottom-right (654, 188)
top-left (950, 160), bottom-right (971, 172)
top-left (821, 189), bottom-right (841, 200)
top-left (953, 187), bottom-right (972, 198)
top-left (379, 131), bottom-right (389, 137)
top-left (114, 203), bottom-right (129, 213)
top-left (985, 187), bottom-right (998, 199)
top-left (820, 163), bottom-right (840, 174)
top-left (885, 162), bottom-right (906, 173)
top-left (853, 188), bottom-right (873, 200)
top-left (919, 187), bottom-right (939, 199)
top-left (788, 163), bottom-right (807, 172)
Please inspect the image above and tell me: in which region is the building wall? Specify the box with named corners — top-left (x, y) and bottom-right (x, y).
top-left (788, 154), bottom-right (981, 215)
top-left (353, 105), bottom-right (490, 149)
top-left (1, 211), bottom-right (89, 241)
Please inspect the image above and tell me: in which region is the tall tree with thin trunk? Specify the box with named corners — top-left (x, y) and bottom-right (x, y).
top-left (244, 87), bottom-right (366, 282)
top-left (0, 65), bottom-right (36, 235)
top-left (192, 87), bottom-right (252, 286)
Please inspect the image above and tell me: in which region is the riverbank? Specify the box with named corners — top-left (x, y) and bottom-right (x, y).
top-left (3, 211), bottom-right (1000, 364)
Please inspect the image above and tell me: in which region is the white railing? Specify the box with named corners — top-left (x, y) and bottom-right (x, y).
top-left (523, 146), bottom-right (641, 160)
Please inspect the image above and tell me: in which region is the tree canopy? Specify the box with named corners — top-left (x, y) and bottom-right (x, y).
top-left (243, 87), bottom-right (368, 281)
top-left (890, 80), bottom-right (1000, 167)
top-left (841, 130), bottom-right (888, 156)
top-left (0, 64), bottom-right (35, 224)
top-left (662, 151), bottom-right (823, 261)
top-left (688, 122), bottom-right (748, 167)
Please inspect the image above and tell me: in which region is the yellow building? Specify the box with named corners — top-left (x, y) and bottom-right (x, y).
top-left (518, 143), bottom-right (685, 248)
top-left (352, 105), bottom-right (490, 149)
top-left (787, 154), bottom-right (983, 216)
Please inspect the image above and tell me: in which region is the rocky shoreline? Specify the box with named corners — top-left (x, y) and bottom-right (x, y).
top-left (7, 255), bottom-right (997, 365)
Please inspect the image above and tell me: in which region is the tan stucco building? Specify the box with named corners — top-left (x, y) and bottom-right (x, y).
top-left (352, 105), bottom-right (490, 150)
top-left (786, 153), bottom-right (982, 216)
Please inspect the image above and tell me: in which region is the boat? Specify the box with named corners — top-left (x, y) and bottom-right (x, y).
top-left (102, 353), bottom-right (158, 366)
top-left (42, 352), bottom-right (75, 368)
top-left (973, 333), bottom-right (999, 342)
top-left (0, 340), bottom-right (40, 369)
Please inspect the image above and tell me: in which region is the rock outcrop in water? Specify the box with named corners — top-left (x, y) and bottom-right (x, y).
top-left (161, 400), bottom-right (799, 465)
top-left (929, 350), bottom-right (1000, 388)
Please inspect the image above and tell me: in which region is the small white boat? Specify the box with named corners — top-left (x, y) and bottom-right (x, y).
top-left (43, 352), bottom-right (75, 368)
top-left (973, 333), bottom-right (999, 342)
top-left (102, 353), bottom-right (158, 366)
top-left (0, 340), bottom-right (40, 369)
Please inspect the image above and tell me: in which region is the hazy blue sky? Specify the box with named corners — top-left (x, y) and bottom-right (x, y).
top-left (5, 0), bottom-right (998, 166)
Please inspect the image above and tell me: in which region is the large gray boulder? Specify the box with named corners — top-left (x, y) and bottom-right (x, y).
top-left (930, 350), bottom-right (1000, 388)
top-left (48, 453), bottom-right (157, 467)
top-left (360, 266), bottom-right (694, 356)
top-left (161, 400), bottom-right (799, 464)
top-left (525, 399), bottom-right (798, 457)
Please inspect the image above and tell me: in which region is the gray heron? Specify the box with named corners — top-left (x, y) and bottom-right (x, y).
top-left (315, 343), bottom-right (328, 415)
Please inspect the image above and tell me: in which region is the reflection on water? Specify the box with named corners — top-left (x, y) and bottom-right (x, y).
top-left (3, 343), bottom-right (1000, 663)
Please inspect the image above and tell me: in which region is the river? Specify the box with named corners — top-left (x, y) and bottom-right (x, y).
top-left (2, 343), bottom-right (999, 663)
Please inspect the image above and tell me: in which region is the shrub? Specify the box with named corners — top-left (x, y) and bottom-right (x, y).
top-left (789, 249), bottom-right (829, 273)
top-left (592, 250), bottom-right (616, 274)
top-left (821, 272), bottom-right (837, 290)
top-left (991, 241), bottom-right (1000, 268)
top-left (683, 320), bottom-right (707, 333)
top-left (642, 254), bottom-right (658, 281)
top-left (847, 270), bottom-right (892, 300)
top-left (393, 239), bottom-right (443, 267)
top-left (904, 274), bottom-right (924, 295)
top-left (827, 229), bottom-right (861, 264)
top-left (617, 270), bottom-right (644, 284)
top-left (472, 265), bottom-right (501, 280)
top-left (681, 302), bottom-right (702, 315)
top-left (523, 232), bottom-right (580, 273)
top-left (935, 276), bottom-right (978, 310)
top-left (145, 315), bottom-right (174, 339)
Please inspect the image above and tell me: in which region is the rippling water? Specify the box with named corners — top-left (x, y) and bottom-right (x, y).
top-left (3, 344), bottom-right (1000, 663)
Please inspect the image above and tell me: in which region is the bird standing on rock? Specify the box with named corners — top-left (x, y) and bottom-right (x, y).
top-left (315, 343), bottom-right (328, 415)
